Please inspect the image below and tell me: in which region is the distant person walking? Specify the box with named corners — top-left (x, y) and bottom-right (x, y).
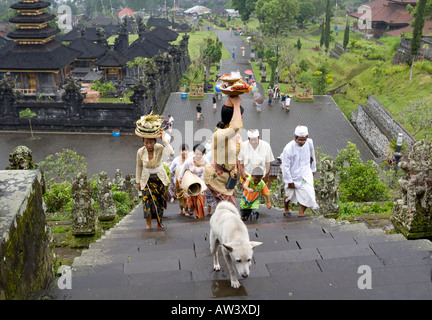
top-left (285, 95), bottom-right (291, 111)
top-left (196, 103), bottom-right (203, 121)
top-left (267, 87), bottom-right (273, 105)
top-left (281, 93), bottom-right (286, 110)
top-left (212, 95), bottom-right (217, 112)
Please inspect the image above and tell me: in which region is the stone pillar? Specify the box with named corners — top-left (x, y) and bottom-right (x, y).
top-left (315, 156), bottom-right (340, 218)
top-left (97, 171), bottom-right (116, 221)
top-left (391, 139), bottom-right (432, 239)
top-left (71, 172), bottom-right (97, 236)
top-left (0, 78), bottom-right (17, 117)
top-left (61, 78), bottom-right (84, 119)
top-left (130, 78), bottom-right (151, 117)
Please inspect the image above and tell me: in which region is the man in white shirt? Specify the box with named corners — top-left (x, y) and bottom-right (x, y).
top-left (281, 125), bottom-right (319, 217)
top-left (238, 129), bottom-right (275, 184)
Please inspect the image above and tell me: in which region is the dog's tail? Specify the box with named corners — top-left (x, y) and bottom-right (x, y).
top-left (216, 201), bottom-right (240, 216)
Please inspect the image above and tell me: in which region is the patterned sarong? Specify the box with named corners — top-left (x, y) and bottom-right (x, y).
top-left (142, 175), bottom-right (167, 223)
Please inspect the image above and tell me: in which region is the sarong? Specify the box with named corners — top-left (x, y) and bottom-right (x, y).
top-left (206, 183), bottom-right (237, 208)
top-left (286, 179), bottom-right (319, 210)
top-left (142, 175), bottom-right (167, 221)
top-left (205, 189), bottom-right (216, 207)
top-left (186, 192), bottom-right (206, 218)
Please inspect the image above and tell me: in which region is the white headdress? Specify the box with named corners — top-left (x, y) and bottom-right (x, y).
top-left (247, 129), bottom-right (260, 138)
top-left (294, 125), bottom-right (309, 137)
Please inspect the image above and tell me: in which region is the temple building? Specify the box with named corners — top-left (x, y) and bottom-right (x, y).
top-left (0, 0), bottom-right (80, 95)
top-left (348, 0), bottom-right (432, 37)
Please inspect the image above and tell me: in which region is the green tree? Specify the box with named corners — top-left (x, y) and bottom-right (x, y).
top-left (92, 80), bottom-right (116, 97)
top-left (324, 0), bottom-right (332, 56)
top-left (297, 1), bottom-right (315, 29)
top-left (396, 98), bottom-right (432, 140)
top-left (38, 149), bottom-right (88, 187)
top-left (311, 63), bottom-right (333, 95)
top-left (232, 0), bottom-right (257, 24)
top-left (19, 108), bottom-right (36, 138)
top-left (409, 0), bottom-right (428, 84)
top-left (343, 18), bottom-right (350, 62)
top-left (295, 37), bottom-right (302, 61)
top-left (255, 0), bottom-right (299, 35)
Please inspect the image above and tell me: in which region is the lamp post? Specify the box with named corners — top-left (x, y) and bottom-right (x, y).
top-left (393, 132), bottom-right (403, 172)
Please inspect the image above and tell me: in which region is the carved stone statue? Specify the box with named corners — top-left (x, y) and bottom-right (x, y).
top-left (71, 171), bottom-right (97, 235)
top-left (97, 171), bottom-right (117, 221)
top-left (124, 173), bottom-right (139, 204)
top-left (113, 169), bottom-right (125, 191)
top-left (391, 139), bottom-right (432, 239)
top-left (314, 155), bottom-right (340, 218)
top-left (5, 145), bottom-right (37, 170)
top-left (270, 166), bottom-right (285, 208)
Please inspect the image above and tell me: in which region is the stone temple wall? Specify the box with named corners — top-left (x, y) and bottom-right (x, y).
top-left (0, 169), bottom-right (53, 300)
top-left (351, 95), bottom-right (416, 159)
top-left (351, 95), bottom-right (416, 158)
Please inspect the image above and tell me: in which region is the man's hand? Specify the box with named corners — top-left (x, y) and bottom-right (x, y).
top-left (287, 182), bottom-right (295, 189)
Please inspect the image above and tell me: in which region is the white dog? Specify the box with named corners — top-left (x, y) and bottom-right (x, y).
top-left (209, 201), bottom-right (262, 289)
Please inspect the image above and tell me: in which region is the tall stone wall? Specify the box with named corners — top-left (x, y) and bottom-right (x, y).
top-left (351, 95), bottom-right (416, 158)
top-left (0, 169), bottom-right (53, 300)
top-left (393, 36), bottom-right (432, 65)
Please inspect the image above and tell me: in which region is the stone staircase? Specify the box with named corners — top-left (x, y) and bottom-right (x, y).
top-left (41, 201), bottom-right (432, 300)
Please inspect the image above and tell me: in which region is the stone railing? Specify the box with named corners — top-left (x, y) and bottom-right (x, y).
top-left (351, 95), bottom-right (416, 159)
top-left (0, 169), bottom-right (53, 300)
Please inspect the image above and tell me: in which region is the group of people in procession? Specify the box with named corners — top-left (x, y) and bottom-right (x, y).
top-left (135, 91), bottom-right (319, 229)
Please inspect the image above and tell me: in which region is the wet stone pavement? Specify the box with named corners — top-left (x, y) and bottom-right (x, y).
top-left (36, 200), bottom-right (432, 300)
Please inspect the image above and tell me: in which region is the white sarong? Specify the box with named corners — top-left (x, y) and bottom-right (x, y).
top-left (285, 179), bottom-right (319, 211)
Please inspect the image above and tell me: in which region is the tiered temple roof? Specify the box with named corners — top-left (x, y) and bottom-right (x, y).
top-left (0, 0), bottom-right (80, 71)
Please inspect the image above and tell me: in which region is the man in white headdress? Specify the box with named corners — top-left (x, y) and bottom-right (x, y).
top-left (281, 125), bottom-right (319, 217)
top-left (238, 129), bottom-right (275, 184)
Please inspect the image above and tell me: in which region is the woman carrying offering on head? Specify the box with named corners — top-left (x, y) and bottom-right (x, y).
top-left (136, 130), bottom-right (174, 229)
top-left (203, 95), bottom-right (244, 207)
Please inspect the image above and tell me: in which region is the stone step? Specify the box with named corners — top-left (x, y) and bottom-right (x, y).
top-left (60, 201), bottom-right (432, 300)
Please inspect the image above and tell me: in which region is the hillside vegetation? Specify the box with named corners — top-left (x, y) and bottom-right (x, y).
top-left (229, 16), bottom-right (432, 139)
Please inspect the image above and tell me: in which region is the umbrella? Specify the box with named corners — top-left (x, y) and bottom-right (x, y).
top-left (240, 46), bottom-right (245, 49)
top-left (253, 92), bottom-right (264, 104)
top-left (244, 70), bottom-right (254, 75)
